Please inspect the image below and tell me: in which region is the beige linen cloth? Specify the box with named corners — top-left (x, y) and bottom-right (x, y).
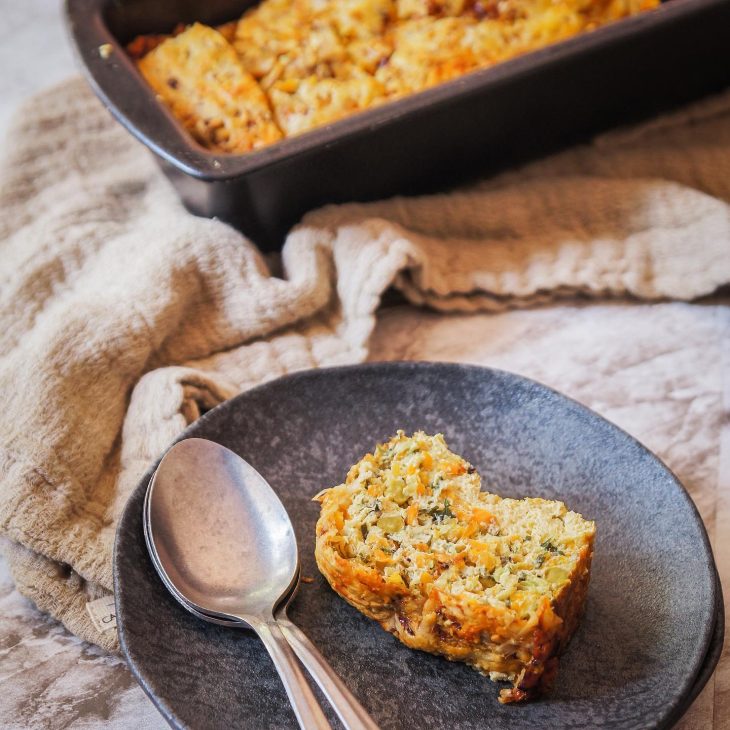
top-left (1, 78), bottom-right (730, 652)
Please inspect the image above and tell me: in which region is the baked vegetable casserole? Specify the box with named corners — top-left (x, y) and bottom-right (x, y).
top-left (130, 0), bottom-right (659, 154)
top-left (314, 431), bottom-right (595, 703)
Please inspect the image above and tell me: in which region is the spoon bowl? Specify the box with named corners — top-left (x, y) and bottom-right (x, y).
top-left (144, 477), bottom-right (301, 625)
top-left (147, 438), bottom-right (298, 622)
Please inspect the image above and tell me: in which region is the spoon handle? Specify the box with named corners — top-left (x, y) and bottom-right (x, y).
top-left (256, 618), bottom-right (332, 730)
top-left (278, 615), bottom-right (380, 730)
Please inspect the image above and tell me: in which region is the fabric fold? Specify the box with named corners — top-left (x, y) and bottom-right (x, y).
top-left (1, 77), bottom-right (729, 650)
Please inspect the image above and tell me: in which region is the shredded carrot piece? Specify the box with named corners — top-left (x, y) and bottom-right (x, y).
top-left (374, 549), bottom-right (395, 564)
top-left (406, 503), bottom-right (419, 525)
top-left (471, 508), bottom-right (493, 524)
top-left (461, 521), bottom-right (478, 539)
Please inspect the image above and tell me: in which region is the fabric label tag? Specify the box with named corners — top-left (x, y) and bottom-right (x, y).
top-left (86, 595), bottom-right (117, 632)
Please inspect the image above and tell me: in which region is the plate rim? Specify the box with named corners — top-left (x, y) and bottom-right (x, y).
top-left (115, 361), bottom-right (721, 729)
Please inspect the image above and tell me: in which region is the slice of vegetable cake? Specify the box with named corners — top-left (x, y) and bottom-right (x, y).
top-left (137, 23), bottom-right (282, 154)
top-left (314, 430), bottom-right (595, 703)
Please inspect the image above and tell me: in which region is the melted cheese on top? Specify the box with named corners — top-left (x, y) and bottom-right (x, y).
top-left (133, 0), bottom-right (659, 152)
top-left (325, 430), bottom-right (593, 623)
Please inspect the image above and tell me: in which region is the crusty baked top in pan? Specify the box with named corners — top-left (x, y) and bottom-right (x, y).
top-left (131, 0), bottom-right (659, 153)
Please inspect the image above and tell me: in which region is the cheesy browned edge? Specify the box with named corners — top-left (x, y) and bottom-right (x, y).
top-left (137, 23), bottom-right (283, 153)
top-left (314, 430), bottom-right (595, 703)
top-left (131, 0), bottom-right (660, 153)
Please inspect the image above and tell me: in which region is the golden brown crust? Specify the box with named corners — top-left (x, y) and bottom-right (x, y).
top-left (129, 0), bottom-right (660, 151)
top-left (499, 543), bottom-right (593, 702)
top-left (136, 23), bottom-right (282, 154)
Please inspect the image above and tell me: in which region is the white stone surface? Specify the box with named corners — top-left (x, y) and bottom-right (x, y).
top-left (0, 2), bottom-right (727, 728)
top-left (0, 0), bottom-right (76, 139)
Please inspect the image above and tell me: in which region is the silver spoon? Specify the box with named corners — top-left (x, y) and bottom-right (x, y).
top-left (144, 468), bottom-right (371, 729)
top-left (145, 437), bottom-right (378, 730)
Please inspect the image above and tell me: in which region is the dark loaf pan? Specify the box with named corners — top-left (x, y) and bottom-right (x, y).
top-left (65, 0), bottom-right (730, 251)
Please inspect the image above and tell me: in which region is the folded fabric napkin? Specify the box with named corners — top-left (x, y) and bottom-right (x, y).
top-left (1, 78), bottom-right (729, 652)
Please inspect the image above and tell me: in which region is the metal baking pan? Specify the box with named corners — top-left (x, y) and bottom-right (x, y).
top-left (65, 0), bottom-right (730, 250)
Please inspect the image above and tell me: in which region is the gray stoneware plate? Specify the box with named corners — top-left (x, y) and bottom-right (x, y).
top-left (115, 363), bottom-right (723, 730)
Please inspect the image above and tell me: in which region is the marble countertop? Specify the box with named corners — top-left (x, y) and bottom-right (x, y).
top-left (0, 4), bottom-right (727, 728)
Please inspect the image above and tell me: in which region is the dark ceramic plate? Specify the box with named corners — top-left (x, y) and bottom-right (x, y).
top-left (115, 363), bottom-right (722, 729)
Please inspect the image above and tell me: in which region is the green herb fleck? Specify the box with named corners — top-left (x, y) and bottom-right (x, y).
top-left (380, 446), bottom-right (396, 466)
top-left (367, 500), bottom-right (382, 517)
top-left (541, 539), bottom-right (565, 554)
top-left (429, 499), bottom-right (455, 522)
